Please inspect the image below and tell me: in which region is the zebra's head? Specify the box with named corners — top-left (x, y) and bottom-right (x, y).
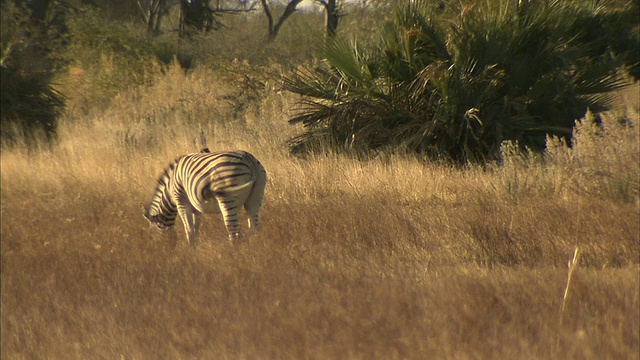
top-left (144, 167), bottom-right (178, 231)
top-left (143, 201), bottom-right (177, 230)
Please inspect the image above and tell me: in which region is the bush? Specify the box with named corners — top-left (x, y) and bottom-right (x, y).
top-left (285, 0), bottom-right (637, 163)
top-left (1, 2), bottom-right (67, 147)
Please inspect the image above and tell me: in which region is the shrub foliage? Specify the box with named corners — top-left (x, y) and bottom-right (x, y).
top-left (285, 0), bottom-right (638, 162)
top-left (1, 1), bottom-right (67, 147)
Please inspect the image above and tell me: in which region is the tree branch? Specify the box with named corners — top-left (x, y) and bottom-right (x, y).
top-left (260, 0), bottom-right (274, 35)
top-left (271, 0), bottom-right (303, 40)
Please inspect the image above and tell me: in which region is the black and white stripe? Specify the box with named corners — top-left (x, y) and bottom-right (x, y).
top-left (144, 149), bottom-right (267, 245)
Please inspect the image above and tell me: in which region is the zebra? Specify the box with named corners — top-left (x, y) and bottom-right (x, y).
top-left (144, 148), bottom-right (267, 246)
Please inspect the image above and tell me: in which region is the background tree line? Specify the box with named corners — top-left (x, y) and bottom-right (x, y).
top-left (1, 0), bottom-right (638, 163)
top-left (0, 0), bottom-right (334, 146)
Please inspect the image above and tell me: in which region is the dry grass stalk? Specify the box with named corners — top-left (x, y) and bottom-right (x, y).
top-left (561, 246), bottom-right (581, 317)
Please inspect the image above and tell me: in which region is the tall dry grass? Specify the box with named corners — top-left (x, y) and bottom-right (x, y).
top-left (2, 63), bottom-right (639, 359)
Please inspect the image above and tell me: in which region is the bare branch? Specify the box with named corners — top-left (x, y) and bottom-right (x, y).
top-left (268, 0), bottom-right (304, 41)
top-left (137, 0), bottom-right (150, 23)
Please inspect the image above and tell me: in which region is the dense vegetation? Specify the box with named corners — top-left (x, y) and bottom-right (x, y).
top-left (286, 0), bottom-right (639, 162)
top-left (0, 2), bottom-right (67, 147)
top-left (2, 0), bottom-right (638, 161)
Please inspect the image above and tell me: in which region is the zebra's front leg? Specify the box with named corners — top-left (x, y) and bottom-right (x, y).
top-left (177, 204), bottom-right (199, 247)
top-left (192, 211), bottom-right (202, 244)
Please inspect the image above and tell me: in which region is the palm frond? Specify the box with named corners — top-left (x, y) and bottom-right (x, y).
top-left (285, 0), bottom-right (637, 163)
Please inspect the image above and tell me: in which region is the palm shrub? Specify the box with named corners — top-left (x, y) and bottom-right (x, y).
top-left (562, 0), bottom-right (639, 81)
top-left (1, 1), bottom-right (67, 147)
top-left (285, 0), bottom-right (635, 162)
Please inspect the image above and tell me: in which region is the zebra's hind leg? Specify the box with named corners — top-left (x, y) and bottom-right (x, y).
top-left (244, 171), bottom-right (266, 234)
top-left (218, 200), bottom-right (241, 243)
top-left (244, 198), bottom-right (262, 233)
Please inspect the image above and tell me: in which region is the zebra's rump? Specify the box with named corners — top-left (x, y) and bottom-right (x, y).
top-left (176, 150), bottom-right (264, 212)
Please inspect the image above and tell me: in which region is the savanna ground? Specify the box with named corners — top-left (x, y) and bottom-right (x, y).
top-left (2, 48), bottom-right (640, 360)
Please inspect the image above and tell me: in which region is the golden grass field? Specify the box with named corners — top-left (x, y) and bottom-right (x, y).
top-left (2, 63), bottom-right (639, 359)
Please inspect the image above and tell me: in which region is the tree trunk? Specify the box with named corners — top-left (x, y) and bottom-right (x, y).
top-left (320, 0), bottom-right (339, 39)
top-left (143, 0), bottom-right (167, 36)
top-left (261, 0), bottom-right (304, 42)
top-left (179, 0), bottom-right (217, 37)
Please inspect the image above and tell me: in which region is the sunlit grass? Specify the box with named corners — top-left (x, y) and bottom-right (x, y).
top-left (1, 63), bottom-right (638, 358)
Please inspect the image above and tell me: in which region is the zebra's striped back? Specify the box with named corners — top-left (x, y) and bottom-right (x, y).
top-left (144, 150), bottom-right (267, 245)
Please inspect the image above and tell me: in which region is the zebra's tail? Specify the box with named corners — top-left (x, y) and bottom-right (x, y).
top-left (210, 180), bottom-right (255, 197)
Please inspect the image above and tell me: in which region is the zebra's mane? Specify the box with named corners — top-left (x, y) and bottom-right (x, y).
top-left (155, 149), bottom-right (207, 187)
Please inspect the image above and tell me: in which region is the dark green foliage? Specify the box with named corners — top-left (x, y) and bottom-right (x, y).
top-left (179, 0), bottom-right (219, 37)
top-left (0, 1), bottom-right (190, 147)
top-left (562, 0), bottom-right (640, 80)
top-left (285, 0), bottom-right (637, 163)
top-left (78, 0), bottom-right (141, 22)
top-left (0, 65), bottom-right (65, 147)
top-left (1, 1), bottom-right (67, 147)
